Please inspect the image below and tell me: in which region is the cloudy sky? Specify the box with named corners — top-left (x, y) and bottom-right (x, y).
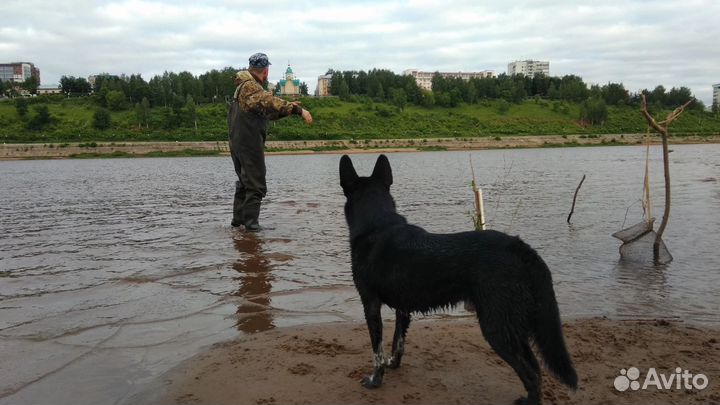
top-left (2, 0), bottom-right (718, 105)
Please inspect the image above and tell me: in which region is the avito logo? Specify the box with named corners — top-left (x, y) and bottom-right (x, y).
top-left (614, 367), bottom-right (709, 392)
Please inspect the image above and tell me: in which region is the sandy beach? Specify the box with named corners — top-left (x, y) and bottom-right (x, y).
top-left (140, 317), bottom-right (719, 405)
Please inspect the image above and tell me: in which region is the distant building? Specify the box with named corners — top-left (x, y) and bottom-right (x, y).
top-left (403, 69), bottom-right (496, 91)
top-left (37, 85), bottom-right (62, 95)
top-left (315, 73), bottom-right (332, 96)
top-left (0, 62), bottom-right (40, 83)
top-left (713, 83), bottom-right (720, 107)
top-left (278, 64), bottom-right (300, 97)
top-left (507, 60), bottom-right (550, 77)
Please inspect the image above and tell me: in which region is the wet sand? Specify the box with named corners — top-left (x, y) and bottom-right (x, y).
top-left (145, 317), bottom-right (719, 405)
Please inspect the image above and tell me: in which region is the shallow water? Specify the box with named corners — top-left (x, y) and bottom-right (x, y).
top-left (1, 145), bottom-right (719, 404)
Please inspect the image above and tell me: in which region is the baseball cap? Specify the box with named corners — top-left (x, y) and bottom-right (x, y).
top-left (249, 52), bottom-right (271, 69)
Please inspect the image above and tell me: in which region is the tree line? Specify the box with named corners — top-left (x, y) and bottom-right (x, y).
top-left (3, 65), bottom-right (714, 133)
top-left (327, 68), bottom-right (708, 124)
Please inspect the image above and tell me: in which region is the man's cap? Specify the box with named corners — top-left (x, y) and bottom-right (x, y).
top-left (249, 53), bottom-right (271, 69)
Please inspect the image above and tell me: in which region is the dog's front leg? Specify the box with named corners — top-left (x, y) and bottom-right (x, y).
top-left (388, 310), bottom-right (410, 369)
top-left (360, 296), bottom-right (384, 388)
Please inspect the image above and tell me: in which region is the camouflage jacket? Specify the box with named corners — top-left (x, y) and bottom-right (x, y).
top-left (234, 71), bottom-right (297, 121)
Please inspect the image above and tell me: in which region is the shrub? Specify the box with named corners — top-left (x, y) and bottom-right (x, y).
top-left (580, 97), bottom-right (608, 126)
top-left (93, 108), bottom-right (112, 130)
top-left (27, 105), bottom-right (52, 130)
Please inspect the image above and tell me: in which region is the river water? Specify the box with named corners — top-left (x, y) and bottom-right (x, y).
top-left (1, 145), bottom-right (719, 404)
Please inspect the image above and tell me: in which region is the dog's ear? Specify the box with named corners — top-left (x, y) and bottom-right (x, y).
top-left (339, 155), bottom-right (358, 191)
top-left (371, 154), bottom-right (393, 187)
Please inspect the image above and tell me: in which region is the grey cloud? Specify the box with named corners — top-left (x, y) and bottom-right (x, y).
top-left (1, 0), bottom-right (718, 104)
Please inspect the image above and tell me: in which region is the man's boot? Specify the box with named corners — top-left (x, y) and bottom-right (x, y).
top-left (231, 182), bottom-right (245, 228)
top-left (243, 201), bottom-right (262, 232)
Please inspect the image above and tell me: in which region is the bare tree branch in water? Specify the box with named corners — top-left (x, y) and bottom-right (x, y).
top-left (639, 94), bottom-right (693, 263)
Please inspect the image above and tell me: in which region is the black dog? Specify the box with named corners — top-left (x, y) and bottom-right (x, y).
top-left (339, 154), bottom-right (577, 405)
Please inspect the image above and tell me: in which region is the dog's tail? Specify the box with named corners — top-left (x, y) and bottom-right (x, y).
top-left (518, 242), bottom-right (578, 390)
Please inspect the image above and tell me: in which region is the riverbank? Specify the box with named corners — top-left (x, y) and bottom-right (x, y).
top-left (137, 317), bottom-right (719, 405)
top-left (2, 133), bottom-right (720, 160)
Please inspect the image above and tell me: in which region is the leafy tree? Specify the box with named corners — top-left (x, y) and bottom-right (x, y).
top-left (448, 88), bottom-right (462, 107)
top-left (464, 83), bottom-right (477, 104)
top-left (171, 93), bottom-right (185, 111)
top-left (580, 97), bottom-right (608, 125)
top-left (15, 97), bottom-right (29, 117)
top-left (93, 108), bottom-right (112, 130)
top-left (390, 88), bottom-right (407, 111)
top-left (601, 82), bottom-right (628, 105)
top-left (141, 97), bottom-right (151, 127)
top-left (557, 75), bottom-right (589, 102)
top-left (126, 74), bottom-right (150, 103)
top-left (160, 106), bottom-right (177, 129)
top-left (496, 99), bottom-right (510, 115)
top-left (135, 97), bottom-right (151, 129)
top-left (185, 95), bottom-right (197, 130)
top-left (27, 105), bottom-right (52, 130)
top-left (105, 90), bottom-right (127, 111)
top-left (691, 99), bottom-right (705, 112)
top-left (531, 74), bottom-right (551, 97)
top-left (666, 86), bottom-right (693, 107)
top-left (200, 67), bottom-right (238, 103)
top-left (419, 89), bottom-right (435, 107)
top-left (367, 76), bottom-right (384, 101)
top-left (299, 82), bottom-right (309, 96)
top-left (338, 79), bottom-right (350, 101)
top-left (21, 76), bottom-right (39, 94)
top-left (649, 85), bottom-right (666, 106)
top-left (149, 76), bottom-right (168, 106)
top-left (330, 72), bottom-right (344, 96)
top-left (60, 76), bottom-right (92, 95)
top-left (435, 91), bottom-right (451, 107)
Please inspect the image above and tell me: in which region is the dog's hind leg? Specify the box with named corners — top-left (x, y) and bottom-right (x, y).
top-left (360, 296), bottom-right (385, 388)
top-left (520, 341), bottom-right (542, 400)
top-left (387, 310), bottom-right (410, 369)
top-left (477, 309), bottom-right (541, 405)
top-left (483, 333), bottom-right (541, 405)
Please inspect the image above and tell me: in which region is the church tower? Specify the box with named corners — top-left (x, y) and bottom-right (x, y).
top-left (279, 64), bottom-right (300, 97)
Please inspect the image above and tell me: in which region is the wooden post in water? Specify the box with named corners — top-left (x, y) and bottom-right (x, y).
top-left (567, 174), bottom-right (586, 224)
top-left (639, 94), bottom-right (692, 263)
top-left (469, 156), bottom-right (485, 231)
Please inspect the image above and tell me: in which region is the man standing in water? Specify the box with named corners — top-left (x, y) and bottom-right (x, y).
top-left (229, 52), bottom-right (313, 231)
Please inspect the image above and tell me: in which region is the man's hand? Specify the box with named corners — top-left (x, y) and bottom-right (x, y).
top-left (301, 109), bottom-right (313, 126)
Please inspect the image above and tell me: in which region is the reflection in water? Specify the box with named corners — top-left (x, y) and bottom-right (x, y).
top-left (232, 232), bottom-right (275, 333)
top-left (613, 258), bottom-right (670, 319)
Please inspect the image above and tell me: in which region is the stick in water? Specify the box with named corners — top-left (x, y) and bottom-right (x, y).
top-left (567, 174), bottom-right (586, 224)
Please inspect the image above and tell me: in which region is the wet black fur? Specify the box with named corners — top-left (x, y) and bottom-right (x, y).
top-left (340, 154), bottom-right (577, 405)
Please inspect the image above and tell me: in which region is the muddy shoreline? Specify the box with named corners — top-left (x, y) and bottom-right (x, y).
top-left (133, 317), bottom-right (720, 405)
top-left (2, 133), bottom-right (720, 160)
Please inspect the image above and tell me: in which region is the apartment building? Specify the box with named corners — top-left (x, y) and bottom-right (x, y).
top-left (507, 60), bottom-right (550, 77)
top-left (403, 69), bottom-right (496, 91)
top-left (315, 73), bottom-right (332, 96)
top-left (0, 62), bottom-right (40, 83)
top-left (713, 83), bottom-right (720, 107)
